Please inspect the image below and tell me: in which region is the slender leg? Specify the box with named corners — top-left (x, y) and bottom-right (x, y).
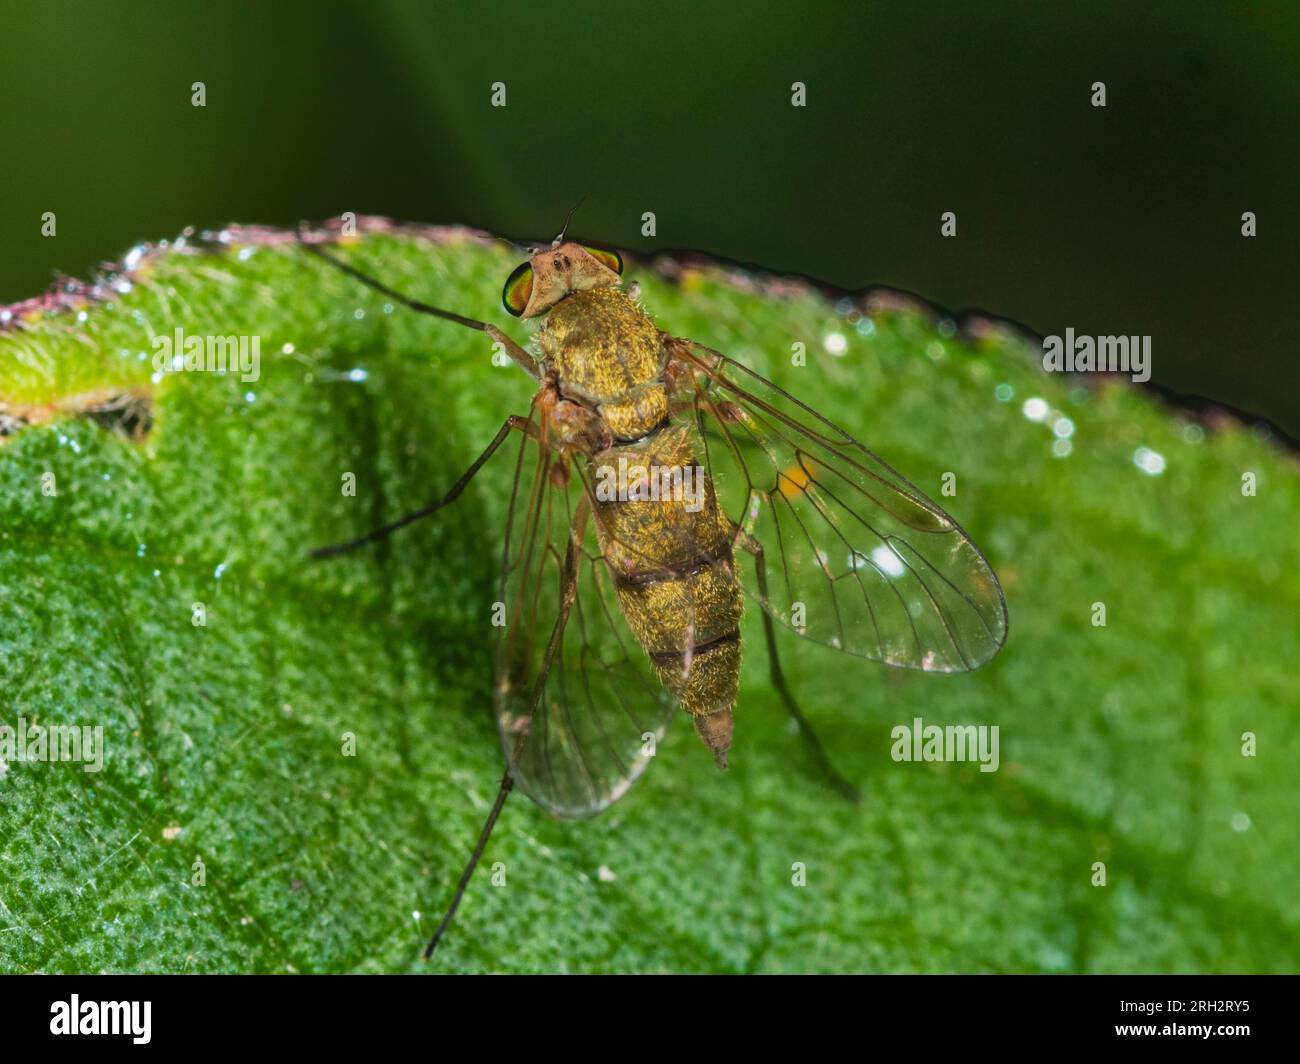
top-left (311, 414), bottom-right (529, 559)
top-left (424, 769), bottom-right (514, 959)
top-left (737, 530), bottom-right (862, 804)
top-left (297, 228), bottom-right (538, 955)
top-left (296, 227), bottom-right (540, 380)
top-left (426, 500), bottom-right (589, 957)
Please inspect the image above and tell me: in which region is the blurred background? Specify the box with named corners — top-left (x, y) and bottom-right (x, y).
top-left (2, 1), bottom-right (1296, 435)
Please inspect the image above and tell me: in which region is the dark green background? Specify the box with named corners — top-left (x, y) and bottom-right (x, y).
top-left (3, 1), bottom-right (1297, 433)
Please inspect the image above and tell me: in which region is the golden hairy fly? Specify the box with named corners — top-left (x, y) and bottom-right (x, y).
top-left (302, 224), bottom-right (1008, 958)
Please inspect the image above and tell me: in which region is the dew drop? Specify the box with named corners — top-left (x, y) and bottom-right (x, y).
top-left (1022, 397), bottom-right (1049, 422)
top-left (1133, 446), bottom-right (1166, 476)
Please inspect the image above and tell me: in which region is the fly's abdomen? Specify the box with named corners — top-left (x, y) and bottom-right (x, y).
top-left (591, 422), bottom-right (743, 767)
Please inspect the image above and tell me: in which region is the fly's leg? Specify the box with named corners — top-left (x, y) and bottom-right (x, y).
top-left (310, 414), bottom-right (531, 559)
top-left (735, 528), bottom-right (862, 804)
top-left (297, 227), bottom-right (540, 954)
top-left (296, 226), bottom-right (540, 380)
top-left (426, 494), bottom-right (590, 952)
top-left (424, 769), bottom-right (514, 959)
top-left (425, 499), bottom-right (588, 958)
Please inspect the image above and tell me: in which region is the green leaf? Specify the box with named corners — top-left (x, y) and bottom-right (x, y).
top-left (1, 223), bottom-right (1296, 973)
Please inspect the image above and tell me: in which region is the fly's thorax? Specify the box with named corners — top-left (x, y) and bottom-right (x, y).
top-left (538, 287), bottom-right (668, 440)
top-left (600, 384), bottom-right (668, 442)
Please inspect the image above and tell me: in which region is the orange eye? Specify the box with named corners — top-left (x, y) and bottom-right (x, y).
top-left (502, 261), bottom-right (533, 316)
top-left (584, 246), bottom-right (623, 275)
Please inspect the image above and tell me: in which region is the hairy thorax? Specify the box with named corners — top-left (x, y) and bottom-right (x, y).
top-left (537, 287), bottom-right (669, 442)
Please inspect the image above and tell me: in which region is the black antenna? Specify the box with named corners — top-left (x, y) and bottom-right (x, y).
top-left (551, 193), bottom-right (588, 247)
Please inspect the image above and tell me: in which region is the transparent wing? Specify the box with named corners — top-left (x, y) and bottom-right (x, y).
top-left (494, 410), bottom-right (678, 819)
top-left (671, 339), bottom-right (1008, 672)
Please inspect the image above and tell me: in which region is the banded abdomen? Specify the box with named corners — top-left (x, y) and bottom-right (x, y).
top-left (590, 422), bottom-right (743, 767)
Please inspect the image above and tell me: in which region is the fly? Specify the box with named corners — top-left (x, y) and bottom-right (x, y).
top-left (299, 218), bottom-right (1009, 959)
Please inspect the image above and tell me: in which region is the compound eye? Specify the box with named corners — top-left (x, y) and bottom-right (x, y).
top-left (502, 261), bottom-right (534, 316)
top-left (583, 246), bottom-right (623, 275)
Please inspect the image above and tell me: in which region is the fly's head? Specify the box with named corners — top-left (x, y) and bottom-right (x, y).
top-left (502, 242), bottom-right (623, 319)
